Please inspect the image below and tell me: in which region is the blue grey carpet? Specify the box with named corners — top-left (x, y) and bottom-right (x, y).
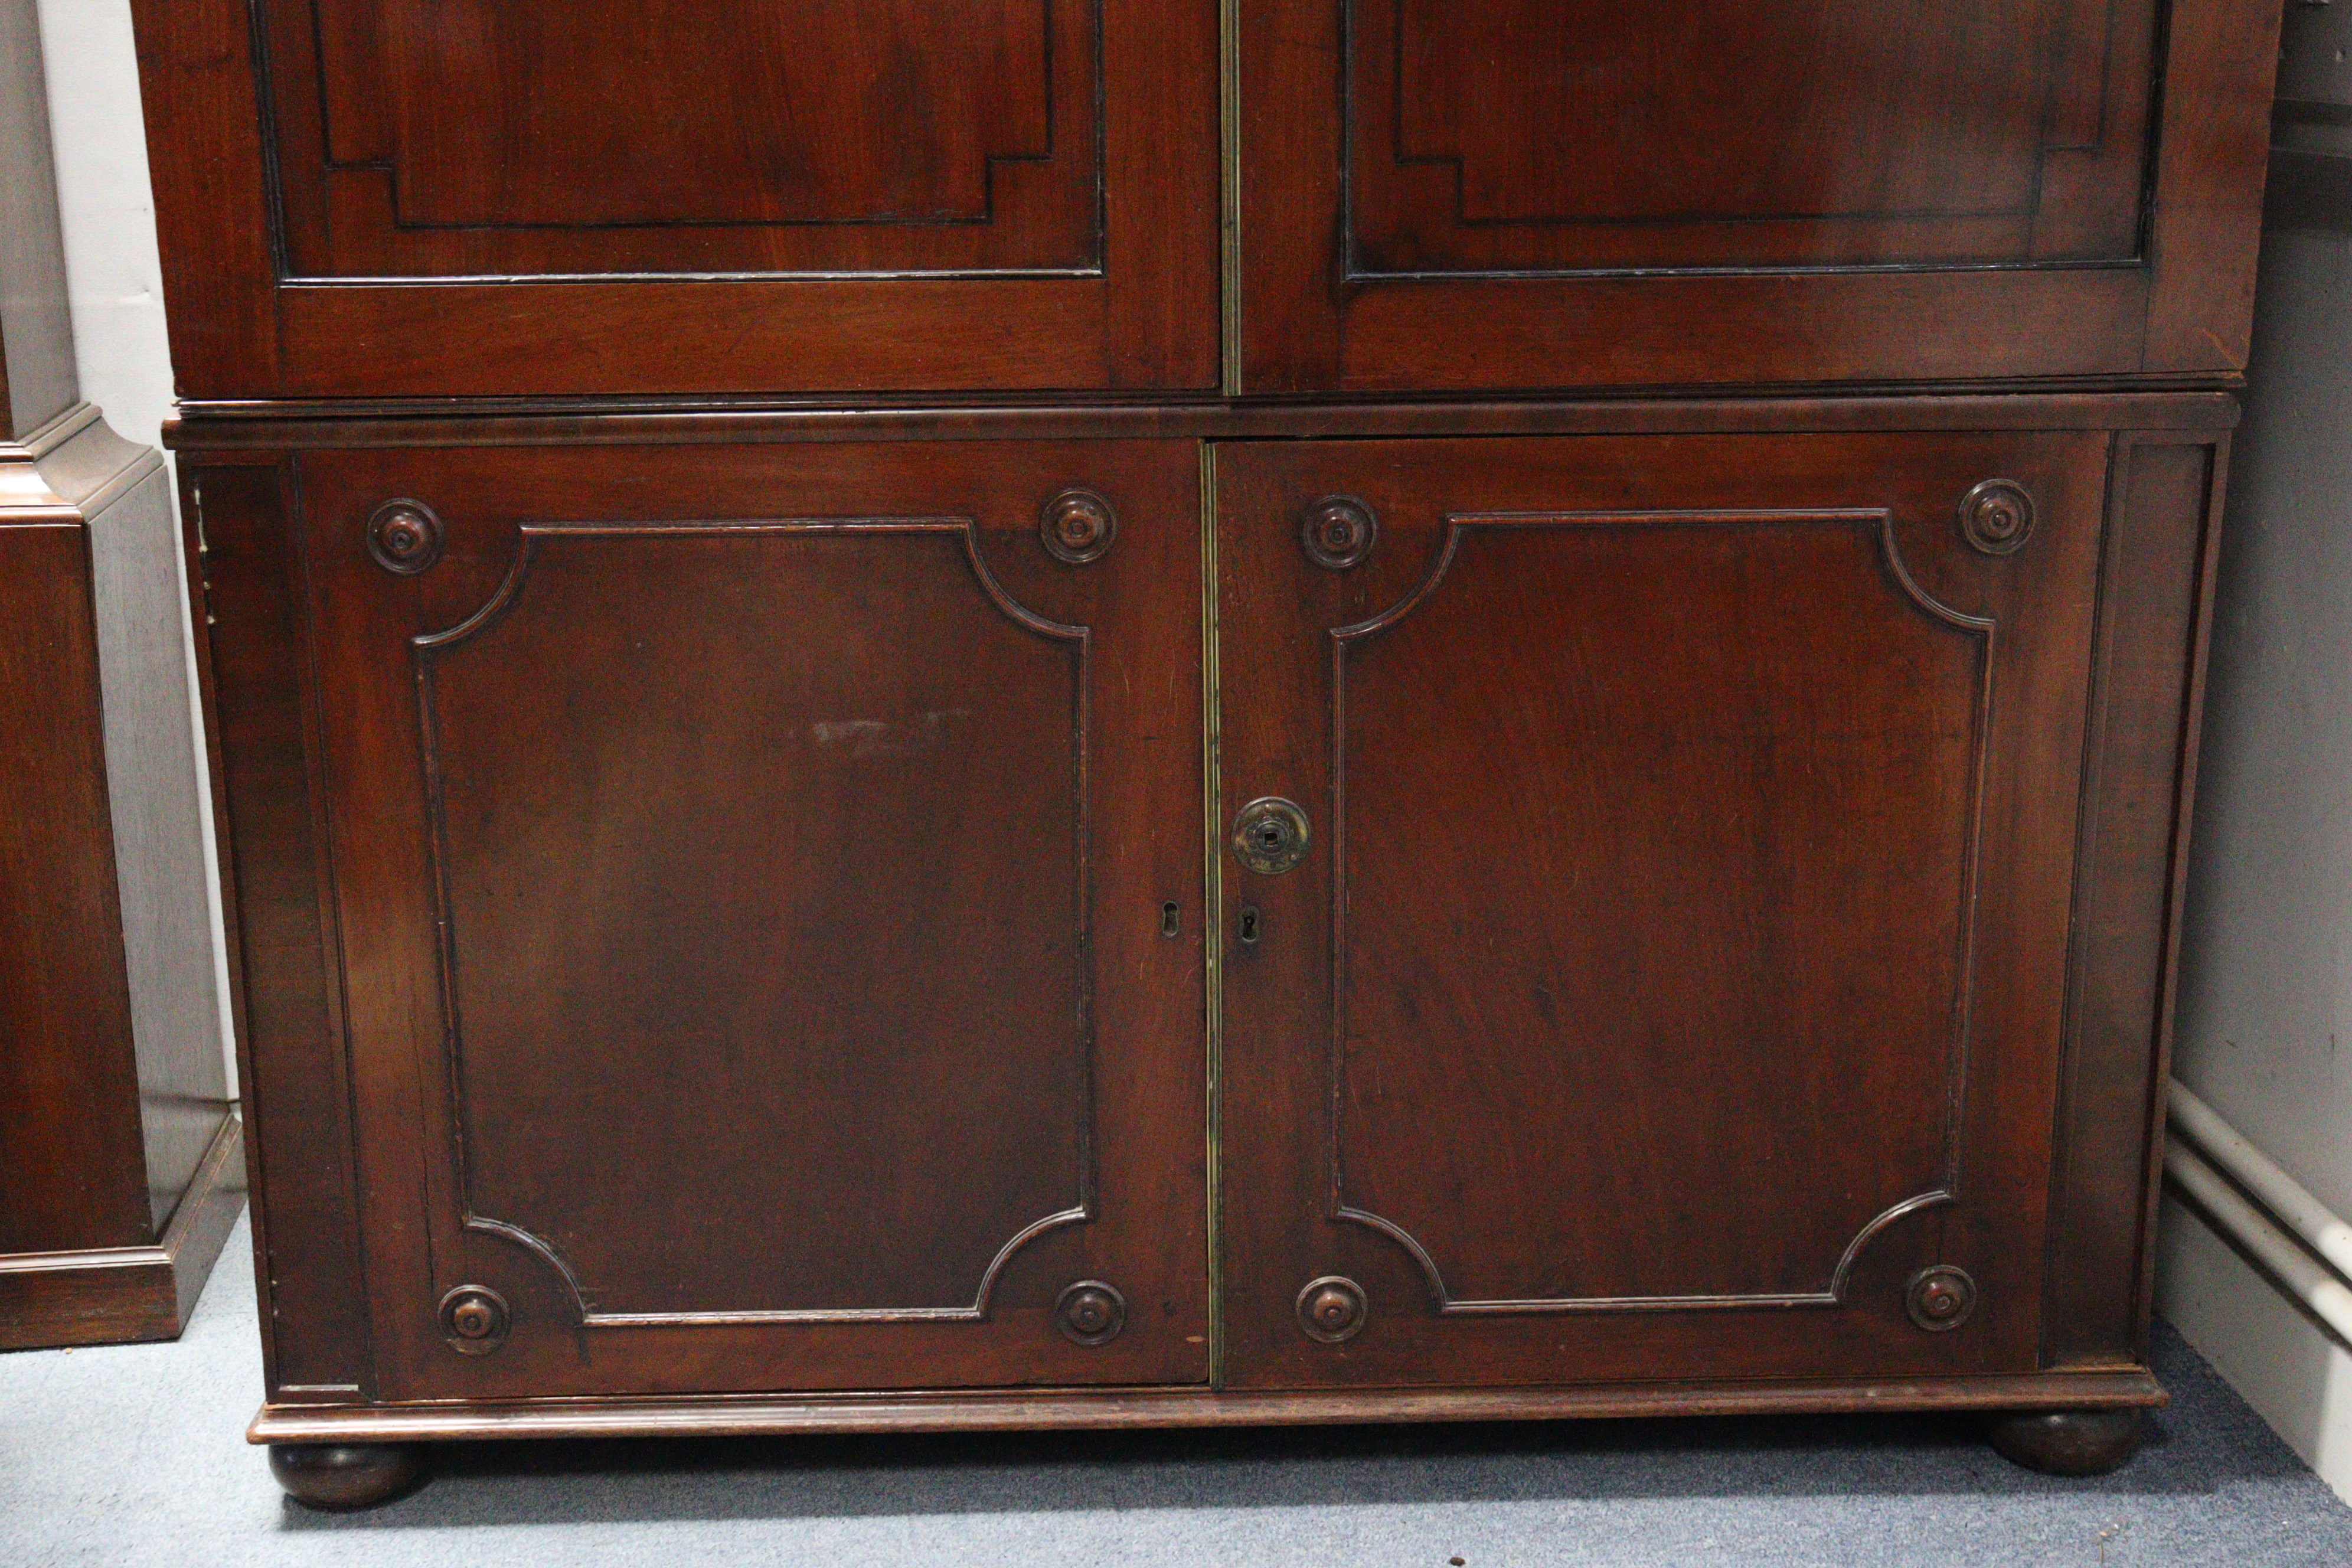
top-left (5, 1213), bottom-right (2349, 1566)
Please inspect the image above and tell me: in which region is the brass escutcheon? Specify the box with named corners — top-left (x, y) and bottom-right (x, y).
top-left (1232, 798), bottom-right (1311, 876)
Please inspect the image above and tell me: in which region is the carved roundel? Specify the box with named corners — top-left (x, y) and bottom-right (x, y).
top-left (1905, 1265), bottom-right (1978, 1333)
top-left (437, 1283), bottom-right (511, 1355)
top-left (1958, 479), bottom-right (2036, 556)
top-left (1297, 1275), bottom-right (1368, 1344)
top-left (1040, 488), bottom-right (1118, 565)
top-left (1055, 1280), bottom-right (1127, 1347)
top-left (367, 498), bottom-right (446, 576)
top-left (1301, 495), bottom-right (1378, 571)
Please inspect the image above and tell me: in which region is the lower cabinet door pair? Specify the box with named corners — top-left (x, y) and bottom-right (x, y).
top-left (289, 430), bottom-right (2106, 1400)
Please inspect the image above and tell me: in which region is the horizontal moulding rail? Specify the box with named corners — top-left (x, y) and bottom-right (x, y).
top-left (2165, 1077), bottom-right (2352, 1347)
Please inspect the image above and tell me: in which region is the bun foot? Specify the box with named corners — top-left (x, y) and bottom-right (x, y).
top-left (267, 1442), bottom-right (428, 1510)
top-left (1987, 1409), bottom-right (2143, 1476)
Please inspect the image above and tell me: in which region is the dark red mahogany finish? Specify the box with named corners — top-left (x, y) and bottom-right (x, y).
top-left (128, 0), bottom-right (2274, 1507)
top-left (1237, 0), bottom-right (2273, 391)
top-left (1217, 433), bottom-right (2107, 1389)
top-left (130, 0), bottom-right (1216, 397)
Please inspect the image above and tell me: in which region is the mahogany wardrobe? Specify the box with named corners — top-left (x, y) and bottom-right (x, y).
top-left (126, 0), bottom-right (2280, 1507)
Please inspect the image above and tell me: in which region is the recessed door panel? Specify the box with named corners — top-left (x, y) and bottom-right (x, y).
top-left (419, 525), bottom-right (1089, 1322)
top-left (1335, 514), bottom-right (1987, 1309)
top-left (300, 440), bottom-right (1206, 1397)
top-left (1215, 432), bottom-right (2108, 1388)
top-left (1360, 0), bottom-right (2150, 274)
top-left (270, 0), bottom-right (1093, 277)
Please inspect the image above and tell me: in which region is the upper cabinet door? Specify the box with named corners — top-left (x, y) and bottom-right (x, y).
top-left (130, 0), bottom-right (1217, 398)
top-left (1236, 0), bottom-right (2281, 393)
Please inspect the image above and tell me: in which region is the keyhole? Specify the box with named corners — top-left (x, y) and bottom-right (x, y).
top-left (1239, 906), bottom-right (1262, 945)
top-left (1161, 901), bottom-right (1180, 937)
top-left (1256, 824), bottom-right (1283, 850)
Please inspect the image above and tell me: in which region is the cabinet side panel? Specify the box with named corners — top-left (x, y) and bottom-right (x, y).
top-left (2046, 436), bottom-right (2223, 1367)
top-left (186, 461), bottom-right (370, 1396)
top-left (0, 519), bottom-right (148, 1255)
top-left (2141, 0), bottom-right (2283, 373)
top-left (86, 464), bottom-right (231, 1228)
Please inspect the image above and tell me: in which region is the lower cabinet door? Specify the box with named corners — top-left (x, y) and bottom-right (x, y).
top-left (1214, 432), bottom-right (2109, 1388)
top-left (298, 440), bottom-right (1207, 1399)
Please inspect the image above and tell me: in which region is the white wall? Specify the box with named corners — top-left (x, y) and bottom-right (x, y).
top-left (33, 0), bottom-right (236, 1094)
top-left (34, 0), bottom-right (169, 449)
top-left (2155, 9), bottom-right (2352, 1496)
top-left (2160, 1193), bottom-right (2352, 1495)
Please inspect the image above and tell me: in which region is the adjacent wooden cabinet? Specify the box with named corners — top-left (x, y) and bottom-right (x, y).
top-left (130, 0), bottom-right (2276, 1508)
top-left (2, 0), bottom-right (240, 1351)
